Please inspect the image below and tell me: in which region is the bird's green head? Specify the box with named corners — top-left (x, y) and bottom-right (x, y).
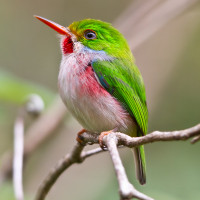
top-left (69, 19), bottom-right (132, 58)
top-left (34, 16), bottom-right (133, 59)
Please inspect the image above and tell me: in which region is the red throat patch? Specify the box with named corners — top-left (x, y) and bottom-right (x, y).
top-left (62, 36), bottom-right (73, 54)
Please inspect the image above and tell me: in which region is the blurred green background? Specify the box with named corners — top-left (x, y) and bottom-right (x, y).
top-left (0, 0), bottom-right (200, 199)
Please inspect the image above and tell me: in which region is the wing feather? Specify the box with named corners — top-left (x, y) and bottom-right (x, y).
top-left (92, 58), bottom-right (148, 135)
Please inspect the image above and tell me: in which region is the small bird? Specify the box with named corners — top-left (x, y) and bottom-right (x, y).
top-left (34, 16), bottom-right (148, 185)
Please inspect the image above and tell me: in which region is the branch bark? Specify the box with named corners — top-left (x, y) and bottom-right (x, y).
top-left (35, 143), bottom-right (85, 200)
top-left (105, 134), bottom-right (153, 200)
top-left (34, 123), bottom-right (200, 200)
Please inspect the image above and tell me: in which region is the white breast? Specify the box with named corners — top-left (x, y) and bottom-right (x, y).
top-left (58, 51), bottom-right (136, 135)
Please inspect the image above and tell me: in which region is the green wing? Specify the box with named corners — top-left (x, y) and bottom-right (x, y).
top-left (92, 58), bottom-right (148, 135)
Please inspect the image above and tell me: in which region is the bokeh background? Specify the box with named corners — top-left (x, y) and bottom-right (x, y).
top-left (0, 0), bottom-right (200, 199)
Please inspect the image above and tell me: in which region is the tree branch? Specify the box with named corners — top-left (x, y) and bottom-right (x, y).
top-left (105, 134), bottom-right (153, 200)
top-left (13, 95), bottom-right (44, 200)
top-left (191, 135), bottom-right (200, 144)
top-left (13, 109), bottom-right (25, 200)
top-left (0, 97), bottom-right (66, 184)
top-left (34, 124), bottom-right (200, 200)
top-left (80, 124), bottom-right (200, 147)
top-left (35, 142), bottom-right (85, 200)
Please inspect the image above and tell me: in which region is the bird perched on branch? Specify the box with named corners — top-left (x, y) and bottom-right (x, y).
top-left (34, 16), bottom-right (148, 185)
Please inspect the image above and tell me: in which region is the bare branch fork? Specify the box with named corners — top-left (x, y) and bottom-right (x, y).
top-left (35, 123), bottom-right (200, 200)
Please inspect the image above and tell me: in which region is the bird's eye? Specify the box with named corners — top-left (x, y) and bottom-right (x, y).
top-left (84, 30), bottom-right (97, 40)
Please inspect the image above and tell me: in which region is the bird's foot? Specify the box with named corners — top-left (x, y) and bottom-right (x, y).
top-left (76, 129), bottom-right (87, 145)
top-left (99, 130), bottom-right (113, 150)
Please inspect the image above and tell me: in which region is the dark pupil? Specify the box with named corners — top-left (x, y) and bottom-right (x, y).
top-left (85, 31), bottom-right (96, 39)
top-left (87, 33), bottom-right (94, 38)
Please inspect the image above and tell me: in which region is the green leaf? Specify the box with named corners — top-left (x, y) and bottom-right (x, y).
top-left (0, 182), bottom-right (15, 200)
top-left (0, 182), bottom-right (31, 200)
top-left (0, 70), bottom-right (55, 106)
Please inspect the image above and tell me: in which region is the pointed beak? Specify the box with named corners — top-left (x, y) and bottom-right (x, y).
top-left (34, 15), bottom-right (70, 36)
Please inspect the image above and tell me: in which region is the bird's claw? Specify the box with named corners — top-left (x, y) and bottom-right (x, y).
top-left (98, 130), bottom-right (112, 150)
top-left (76, 129), bottom-right (87, 145)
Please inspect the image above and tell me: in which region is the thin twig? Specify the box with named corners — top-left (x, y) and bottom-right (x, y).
top-left (80, 124), bottom-right (200, 147)
top-left (35, 123), bottom-right (200, 200)
top-left (35, 146), bottom-right (124, 200)
top-left (105, 134), bottom-right (153, 200)
top-left (34, 145), bottom-right (105, 200)
top-left (12, 95), bottom-right (45, 200)
top-left (24, 97), bottom-right (66, 156)
top-left (13, 110), bottom-right (25, 200)
top-left (81, 147), bottom-right (104, 158)
top-left (191, 135), bottom-right (200, 144)
top-left (35, 142), bottom-right (85, 200)
top-left (35, 145), bottom-right (106, 200)
top-left (0, 97), bottom-right (66, 184)
top-left (115, 124), bottom-right (200, 147)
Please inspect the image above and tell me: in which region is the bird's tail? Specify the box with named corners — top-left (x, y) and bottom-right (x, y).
top-left (132, 145), bottom-right (146, 185)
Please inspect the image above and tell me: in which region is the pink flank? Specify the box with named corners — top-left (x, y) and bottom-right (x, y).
top-left (78, 65), bottom-right (108, 97)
